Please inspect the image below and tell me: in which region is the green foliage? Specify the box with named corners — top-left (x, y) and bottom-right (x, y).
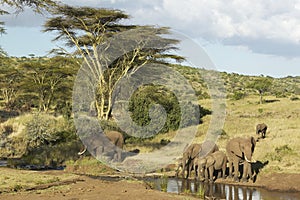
top-left (159, 175), bottom-right (168, 192)
top-left (231, 91), bottom-right (246, 100)
top-left (247, 77), bottom-right (272, 104)
top-left (265, 145), bottom-right (293, 162)
top-left (0, 56), bottom-right (79, 113)
top-left (275, 145), bottom-right (293, 154)
top-left (20, 140), bottom-right (81, 167)
top-left (128, 85), bottom-right (180, 133)
top-left (128, 84), bottom-right (206, 134)
top-left (25, 114), bottom-right (59, 149)
top-left (44, 5), bottom-right (184, 120)
top-left (196, 184), bottom-right (206, 198)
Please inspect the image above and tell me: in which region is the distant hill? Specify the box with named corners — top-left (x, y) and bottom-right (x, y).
top-left (171, 64), bottom-right (300, 99)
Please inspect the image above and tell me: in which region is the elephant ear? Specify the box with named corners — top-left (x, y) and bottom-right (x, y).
top-left (206, 156), bottom-right (215, 167)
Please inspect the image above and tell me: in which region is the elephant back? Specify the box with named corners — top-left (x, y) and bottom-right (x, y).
top-left (105, 131), bottom-right (124, 148)
top-left (199, 141), bottom-right (219, 158)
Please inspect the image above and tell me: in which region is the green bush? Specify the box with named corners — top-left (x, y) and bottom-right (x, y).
top-left (128, 84), bottom-right (210, 134)
top-left (231, 91), bottom-right (246, 100)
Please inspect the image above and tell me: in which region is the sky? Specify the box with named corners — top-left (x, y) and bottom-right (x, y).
top-left (0, 0), bottom-right (300, 77)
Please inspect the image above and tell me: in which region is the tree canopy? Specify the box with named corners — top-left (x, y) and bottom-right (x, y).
top-left (248, 76), bottom-right (272, 104)
top-left (44, 5), bottom-right (184, 120)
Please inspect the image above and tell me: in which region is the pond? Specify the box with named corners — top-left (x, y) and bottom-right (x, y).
top-left (147, 177), bottom-right (300, 200)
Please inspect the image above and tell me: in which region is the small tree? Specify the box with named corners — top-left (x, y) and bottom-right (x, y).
top-left (248, 77), bottom-right (272, 104)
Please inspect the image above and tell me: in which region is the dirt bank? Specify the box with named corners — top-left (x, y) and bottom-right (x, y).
top-left (0, 174), bottom-right (197, 200)
top-left (0, 169), bottom-right (299, 200)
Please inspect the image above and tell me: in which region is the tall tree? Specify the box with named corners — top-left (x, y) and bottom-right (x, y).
top-left (0, 57), bottom-right (21, 109)
top-left (44, 5), bottom-right (183, 120)
top-left (1, 0), bottom-right (56, 12)
top-left (248, 76), bottom-right (272, 104)
top-left (20, 57), bottom-right (79, 112)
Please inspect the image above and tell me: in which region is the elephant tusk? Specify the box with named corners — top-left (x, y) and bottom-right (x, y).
top-left (245, 156), bottom-right (256, 163)
top-left (244, 156), bottom-right (251, 163)
top-left (78, 147), bottom-right (87, 155)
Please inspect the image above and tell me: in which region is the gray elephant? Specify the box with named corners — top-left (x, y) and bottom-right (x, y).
top-left (78, 130), bottom-right (124, 161)
top-left (178, 141), bottom-right (219, 179)
top-left (226, 136), bottom-right (256, 182)
top-left (197, 151), bottom-right (227, 182)
top-left (256, 123), bottom-right (267, 139)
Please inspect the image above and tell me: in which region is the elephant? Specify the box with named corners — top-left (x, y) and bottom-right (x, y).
top-left (256, 123), bottom-right (267, 139)
top-left (197, 151), bottom-right (227, 182)
top-left (226, 136), bottom-right (256, 182)
top-left (78, 130), bottom-right (124, 161)
top-left (177, 141), bottom-right (219, 179)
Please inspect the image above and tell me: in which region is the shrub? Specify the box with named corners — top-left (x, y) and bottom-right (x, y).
top-left (25, 114), bottom-right (58, 149)
top-left (290, 95), bottom-right (299, 101)
top-left (231, 91), bottom-right (245, 100)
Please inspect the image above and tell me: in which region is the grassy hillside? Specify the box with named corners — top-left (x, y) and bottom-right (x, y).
top-left (0, 62), bottom-right (299, 175)
top-left (197, 95), bottom-right (300, 174)
top-left (172, 65), bottom-right (300, 99)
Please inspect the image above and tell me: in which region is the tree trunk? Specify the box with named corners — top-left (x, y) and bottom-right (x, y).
top-left (259, 90), bottom-right (263, 104)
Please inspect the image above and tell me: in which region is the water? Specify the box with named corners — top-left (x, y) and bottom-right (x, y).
top-left (148, 178), bottom-right (300, 200)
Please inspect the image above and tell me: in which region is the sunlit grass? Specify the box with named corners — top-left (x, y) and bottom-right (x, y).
top-left (125, 95), bottom-right (300, 174)
top-left (201, 95), bottom-right (300, 174)
top-left (0, 168), bottom-right (79, 193)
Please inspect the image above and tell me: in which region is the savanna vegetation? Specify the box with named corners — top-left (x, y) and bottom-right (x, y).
top-left (0, 1), bottom-right (299, 193)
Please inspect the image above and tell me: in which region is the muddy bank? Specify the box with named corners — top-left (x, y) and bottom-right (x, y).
top-left (0, 169), bottom-right (299, 200)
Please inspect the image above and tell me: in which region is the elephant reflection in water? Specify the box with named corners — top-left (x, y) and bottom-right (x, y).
top-left (227, 185), bottom-right (254, 200)
top-left (203, 183), bottom-right (226, 199)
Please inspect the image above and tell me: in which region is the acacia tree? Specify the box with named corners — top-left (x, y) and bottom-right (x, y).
top-left (1, 0), bottom-right (56, 12)
top-left (0, 58), bottom-right (21, 109)
top-left (248, 76), bottom-right (272, 104)
top-left (44, 5), bottom-right (183, 120)
top-left (20, 57), bottom-right (78, 112)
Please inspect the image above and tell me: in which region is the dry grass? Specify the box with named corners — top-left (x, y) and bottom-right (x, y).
top-left (198, 95), bottom-right (300, 174)
top-left (125, 95), bottom-right (300, 174)
top-left (0, 168), bottom-right (79, 193)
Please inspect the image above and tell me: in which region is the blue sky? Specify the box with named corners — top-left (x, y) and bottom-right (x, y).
top-left (1, 0), bottom-right (300, 77)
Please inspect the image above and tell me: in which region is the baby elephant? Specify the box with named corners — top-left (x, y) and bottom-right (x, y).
top-left (256, 123), bottom-right (268, 139)
top-left (197, 151), bottom-right (227, 182)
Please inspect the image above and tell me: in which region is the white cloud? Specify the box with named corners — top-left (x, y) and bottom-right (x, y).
top-left (2, 0), bottom-right (300, 57)
top-left (120, 0), bottom-right (300, 57)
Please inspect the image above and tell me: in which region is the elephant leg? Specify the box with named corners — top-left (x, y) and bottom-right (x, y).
top-left (204, 167), bottom-right (209, 182)
top-left (181, 160), bottom-right (186, 178)
top-left (228, 160), bottom-right (233, 178)
top-left (222, 163), bottom-right (226, 179)
top-left (115, 148), bottom-right (122, 161)
top-left (185, 161), bottom-right (190, 179)
top-left (241, 161), bottom-right (251, 182)
top-left (208, 166), bottom-right (214, 182)
top-left (187, 161), bottom-right (193, 179)
top-left (233, 160), bottom-right (239, 182)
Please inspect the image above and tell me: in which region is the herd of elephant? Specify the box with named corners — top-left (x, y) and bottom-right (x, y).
top-left (77, 122), bottom-right (267, 183)
top-left (175, 123), bottom-right (268, 183)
